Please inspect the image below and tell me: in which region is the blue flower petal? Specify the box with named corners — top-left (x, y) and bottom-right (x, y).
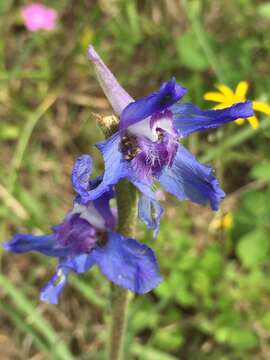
top-left (76, 133), bottom-right (156, 204)
top-left (84, 132), bottom-right (155, 201)
top-left (63, 253), bottom-right (96, 273)
top-left (93, 193), bottom-right (115, 230)
top-left (82, 132), bottom-right (128, 201)
top-left (157, 145), bottom-right (225, 210)
top-left (138, 195), bottom-right (164, 237)
top-left (3, 233), bottom-right (67, 257)
top-left (40, 267), bottom-right (69, 304)
top-left (72, 154), bottom-right (93, 197)
top-left (129, 175), bottom-right (156, 200)
top-left (170, 101), bottom-right (254, 137)
top-left (120, 78), bottom-right (186, 131)
top-left (40, 254), bottom-right (96, 304)
top-left (93, 232), bottom-right (162, 293)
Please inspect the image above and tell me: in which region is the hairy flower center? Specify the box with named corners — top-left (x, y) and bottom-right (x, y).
top-left (120, 134), bottom-right (141, 160)
top-left (120, 127), bottom-right (178, 181)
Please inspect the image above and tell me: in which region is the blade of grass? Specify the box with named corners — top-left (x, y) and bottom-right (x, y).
top-left (0, 182), bottom-right (29, 220)
top-left (0, 273), bottom-right (73, 360)
top-left (0, 299), bottom-right (50, 356)
top-left (181, 0), bottom-right (224, 82)
top-left (7, 89), bottom-right (60, 194)
top-left (69, 275), bottom-right (107, 309)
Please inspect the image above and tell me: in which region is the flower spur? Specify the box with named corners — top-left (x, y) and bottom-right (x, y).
top-left (204, 82), bottom-right (270, 129)
top-left (3, 155), bottom-right (162, 304)
top-left (86, 46), bottom-right (254, 235)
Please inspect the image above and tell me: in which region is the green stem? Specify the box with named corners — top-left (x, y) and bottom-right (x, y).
top-left (96, 116), bottom-right (138, 360)
top-left (181, 0), bottom-right (224, 82)
top-left (7, 90), bottom-right (59, 194)
top-left (108, 180), bottom-right (138, 360)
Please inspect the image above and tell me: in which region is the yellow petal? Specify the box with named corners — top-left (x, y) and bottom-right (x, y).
top-left (222, 213), bottom-right (233, 230)
top-left (213, 102), bottom-right (233, 110)
top-left (235, 118), bottom-right (245, 125)
top-left (203, 91), bottom-right (226, 103)
top-left (247, 116), bottom-right (259, 129)
top-left (252, 101), bottom-right (270, 115)
top-left (209, 212), bottom-right (233, 231)
top-left (235, 81), bottom-right (249, 100)
top-left (215, 84), bottom-right (234, 98)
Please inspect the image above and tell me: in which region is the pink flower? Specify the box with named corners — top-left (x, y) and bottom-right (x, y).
top-left (21, 3), bottom-right (58, 32)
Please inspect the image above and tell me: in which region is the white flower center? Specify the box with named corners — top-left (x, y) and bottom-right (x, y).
top-left (71, 202), bottom-right (105, 230)
top-left (127, 115), bottom-right (174, 142)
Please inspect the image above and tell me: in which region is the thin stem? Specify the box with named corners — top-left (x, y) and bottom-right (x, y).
top-left (116, 179), bottom-right (138, 237)
top-left (108, 180), bottom-right (138, 360)
top-left (96, 116), bottom-right (138, 360)
top-left (7, 90), bottom-right (59, 194)
top-left (181, 0), bottom-right (224, 83)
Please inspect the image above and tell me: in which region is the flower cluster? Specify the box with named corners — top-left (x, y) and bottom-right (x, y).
top-left (3, 47), bottom-right (254, 304)
top-left (21, 3), bottom-right (58, 32)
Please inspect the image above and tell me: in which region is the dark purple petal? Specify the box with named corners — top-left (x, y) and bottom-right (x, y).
top-left (171, 101), bottom-right (254, 137)
top-left (157, 145), bottom-right (225, 210)
top-left (88, 45), bottom-right (133, 115)
top-left (93, 232), bottom-right (162, 293)
top-left (56, 214), bottom-right (97, 255)
top-left (131, 131), bottom-right (178, 181)
top-left (3, 233), bottom-right (67, 257)
top-left (72, 154), bottom-right (92, 196)
top-left (120, 78), bottom-right (187, 131)
top-left (138, 195), bottom-right (164, 237)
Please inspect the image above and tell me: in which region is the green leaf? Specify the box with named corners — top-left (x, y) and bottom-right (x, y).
top-left (216, 328), bottom-right (258, 350)
top-left (237, 230), bottom-right (269, 268)
top-left (251, 162), bottom-right (270, 182)
top-left (229, 329), bottom-right (258, 350)
top-left (153, 327), bottom-right (184, 351)
top-left (176, 32), bottom-right (209, 71)
top-left (260, 312), bottom-right (270, 331)
top-left (258, 2), bottom-right (270, 18)
top-left (0, 125), bottom-right (20, 140)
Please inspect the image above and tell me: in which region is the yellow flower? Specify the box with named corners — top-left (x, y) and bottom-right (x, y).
top-left (203, 82), bottom-right (270, 129)
top-left (209, 212), bottom-right (233, 232)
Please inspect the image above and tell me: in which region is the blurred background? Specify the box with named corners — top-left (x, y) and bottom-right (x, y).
top-left (1, 0), bottom-right (270, 359)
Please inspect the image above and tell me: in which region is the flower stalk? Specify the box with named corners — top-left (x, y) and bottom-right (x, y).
top-left (108, 180), bottom-right (138, 360)
top-left (97, 115), bottom-right (138, 360)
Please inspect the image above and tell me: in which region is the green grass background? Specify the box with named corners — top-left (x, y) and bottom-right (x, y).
top-left (1, 0), bottom-right (270, 359)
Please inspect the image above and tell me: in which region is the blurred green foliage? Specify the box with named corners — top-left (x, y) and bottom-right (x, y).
top-left (1, 0), bottom-right (270, 359)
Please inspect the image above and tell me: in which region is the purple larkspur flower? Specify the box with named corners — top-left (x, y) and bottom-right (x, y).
top-left (86, 46), bottom-right (254, 235)
top-left (3, 155), bottom-right (162, 304)
top-left (21, 3), bottom-right (58, 32)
